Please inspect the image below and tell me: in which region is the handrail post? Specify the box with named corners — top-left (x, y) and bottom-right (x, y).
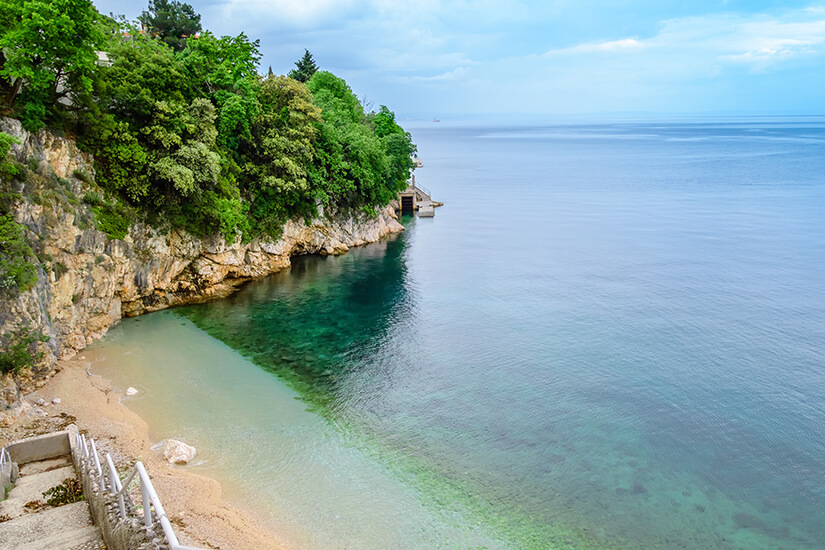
top-left (105, 454), bottom-right (126, 519)
top-left (107, 459), bottom-right (117, 496)
top-left (140, 471), bottom-right (152, 529)
top-left (90, 439), bottom-right (103, 484)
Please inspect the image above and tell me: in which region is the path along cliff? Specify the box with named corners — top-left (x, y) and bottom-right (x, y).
top-left (0, 118), bottom-right (404, 409)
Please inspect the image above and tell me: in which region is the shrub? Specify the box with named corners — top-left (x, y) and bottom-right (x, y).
top-left (72, 168), bottom-right (92, 183)
top-left (0, 215), bottom-right (37, 297)
top-left (52, 261), bottom-right (68, 280)
top-left (82, 191), bottom-right (102, 206)
top-left (92, 201), bottom-right (134, 240)
top-left (0, 324), bottom-right (49, 401)
top-left (0, 134), bottom-right (19, 180)
top-left (12, 162), bottom-right (28, 182)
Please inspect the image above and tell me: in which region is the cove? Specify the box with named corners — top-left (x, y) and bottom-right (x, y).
top-left (90, 118), bottom-right (825, 549)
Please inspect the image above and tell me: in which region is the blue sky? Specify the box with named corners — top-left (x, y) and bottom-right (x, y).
top-left (93, 0), bottom-right (825, 117)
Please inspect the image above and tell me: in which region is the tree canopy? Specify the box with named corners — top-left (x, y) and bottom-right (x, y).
top-left (140, 0), bottom-right (201, 51)
top-left (288, 50), bottom-right (318, 83)
top-left (0, 1), bottom-right (416, 242)
top-left (0, 0), bottom-right (104, 128)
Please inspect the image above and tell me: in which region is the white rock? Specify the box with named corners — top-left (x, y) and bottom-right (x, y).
top-left (163, 439), bottom-right (197, 465)
top-left (52, 398), bottom-right (61, 405)
top-left (125, 387), bottom-right (139, 396)
top-left (35, 398), bottom-right (46, 406)
top-left (35, 408), bottom-right (48, 418)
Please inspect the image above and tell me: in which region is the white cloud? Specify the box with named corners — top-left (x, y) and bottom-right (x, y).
top-left (538, 10), bottom-right (825, 72)
top-left (722, 19), bottom-right (825, 67)
top-left (395, 66), bottom-right (473, 83)
top-left (543, 38), bottom-right (644, 56)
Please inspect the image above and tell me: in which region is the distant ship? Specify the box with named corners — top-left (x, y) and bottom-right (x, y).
top-left (432, 119), bottom-right (440, 123)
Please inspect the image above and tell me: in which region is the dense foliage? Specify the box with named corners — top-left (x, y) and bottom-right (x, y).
top-left (0, 1), bottom-right (416, 241)
top-left (0, 0), bottom-right (105, 130)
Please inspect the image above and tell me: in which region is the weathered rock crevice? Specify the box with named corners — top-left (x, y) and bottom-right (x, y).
top-left (0, 119), bottom-right (404, 406)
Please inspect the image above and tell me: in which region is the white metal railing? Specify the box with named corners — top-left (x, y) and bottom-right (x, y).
top-left (75, 433), bottom-right (204, 550)
top-left (414, 182), bottom-right (432, 199)
top-left (0, 447), bottom-right (10, 474)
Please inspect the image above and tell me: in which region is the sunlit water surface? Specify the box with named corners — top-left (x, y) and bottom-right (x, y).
top-left (89, 118), bottom-right (825, 549)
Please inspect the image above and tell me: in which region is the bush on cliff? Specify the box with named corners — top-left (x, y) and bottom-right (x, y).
top-left (0, 215), bottom-right (37, 298)
top-left (0, 1), bottom-right (416, 242)
top-left (0, 324), bottom-right (49, 402)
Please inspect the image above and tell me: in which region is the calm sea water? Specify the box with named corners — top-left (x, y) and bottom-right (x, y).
top-left (91, 118), bottom-right (825, 549)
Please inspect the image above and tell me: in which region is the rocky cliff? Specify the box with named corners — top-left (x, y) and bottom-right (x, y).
top-left (0, 118), bottom-right (404, 407)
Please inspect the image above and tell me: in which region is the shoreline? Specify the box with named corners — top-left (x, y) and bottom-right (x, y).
top-left (1, 357), bottom-right (290, 550)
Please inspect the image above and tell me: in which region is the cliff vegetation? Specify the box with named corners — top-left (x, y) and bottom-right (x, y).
top-left (0, 0), bottom-right (414, 405)
top-left (0, 0), bottom-right (415, 241)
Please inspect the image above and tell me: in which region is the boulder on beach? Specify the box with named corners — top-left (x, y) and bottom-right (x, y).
top-left (164, 439), bottom-right (197, 464)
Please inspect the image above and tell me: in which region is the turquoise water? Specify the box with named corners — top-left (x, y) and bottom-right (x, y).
top-left (94, 118), bottom-right (825, 549)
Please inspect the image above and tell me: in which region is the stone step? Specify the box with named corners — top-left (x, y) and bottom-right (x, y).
top-left (16, 524), bottom-right (105, 550)
top-left (0, 500), bottom-right (102, 550)
top-left (0, 464), bottom-right (76, 520)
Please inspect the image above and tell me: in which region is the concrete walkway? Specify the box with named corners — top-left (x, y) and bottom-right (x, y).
top-left (0, 456), bottom-right (104, 550)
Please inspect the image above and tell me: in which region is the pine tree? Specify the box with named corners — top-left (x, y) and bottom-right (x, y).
top-left (288, 50), bottom-right (318, 83)
top-left (140, 0), bottom-right (202, 52)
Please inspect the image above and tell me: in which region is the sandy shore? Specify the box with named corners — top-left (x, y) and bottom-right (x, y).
top-left (0, 359), bottom-right (289, 550)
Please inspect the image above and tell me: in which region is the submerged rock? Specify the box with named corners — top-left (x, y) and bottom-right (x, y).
top-left (163, 439), bottom-right (197, 464)
top-left (733, 512), bottom-right (765, 530)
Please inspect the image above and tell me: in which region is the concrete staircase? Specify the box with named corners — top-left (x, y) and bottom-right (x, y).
top-left (0, 456), bottom-right (105, 550)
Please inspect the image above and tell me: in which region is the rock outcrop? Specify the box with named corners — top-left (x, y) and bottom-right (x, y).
top-left (0, 118), bottom-right (404, 407)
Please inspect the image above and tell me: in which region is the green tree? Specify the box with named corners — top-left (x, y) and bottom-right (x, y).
top-left (241, 75), bottom-right (321, 235)
top-left (307, 72), bottom-right (411, 209)
top-left (370, 105), bottom-right (416, 192)
top-left (0, 0), bottom-right (105, 129)
top-left (95, 28), bottom-right (189, 127)
top-left (288, 49), bottom-right (318, 83)
top-left (143, 98), bottom-right (221, 198)
top-left (140, 0), bottom-right (201, 52)
top-left (178, 31), bottom-right (261, 152)
top-left (0, 325), bottom-right (49, 402)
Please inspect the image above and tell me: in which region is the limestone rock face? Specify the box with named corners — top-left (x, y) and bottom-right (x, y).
top-left (163, 439), bottom-right (197, 464)
top-left (0, 118), bottom-right (405, 407)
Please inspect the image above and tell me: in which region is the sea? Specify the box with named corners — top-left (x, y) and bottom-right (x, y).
top-left (86, 117), bottom-right (825, 549)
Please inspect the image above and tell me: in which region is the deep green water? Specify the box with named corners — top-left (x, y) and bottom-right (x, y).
top-left (92, 118), bottom-right (825, 549)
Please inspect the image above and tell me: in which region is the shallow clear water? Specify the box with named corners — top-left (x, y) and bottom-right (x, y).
top-left (91, 118), bottom-right (825, 549)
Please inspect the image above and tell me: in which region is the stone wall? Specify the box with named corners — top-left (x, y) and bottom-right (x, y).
top-left (0, 119), bottom-right (404, 407)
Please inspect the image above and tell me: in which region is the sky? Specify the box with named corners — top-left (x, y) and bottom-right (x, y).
top-left (91, 0), bottom-right (825, 117)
